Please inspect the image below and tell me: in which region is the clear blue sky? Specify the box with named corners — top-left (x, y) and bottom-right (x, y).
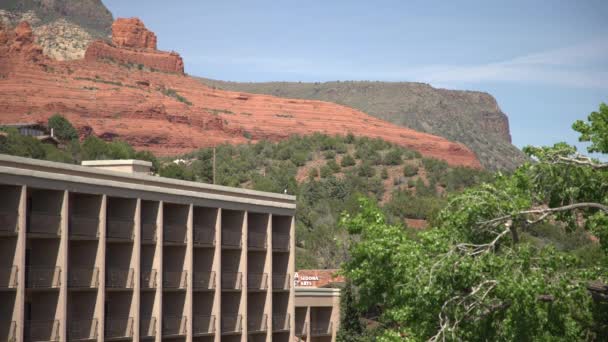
top-left (103, 0), bottom-right (607, 152)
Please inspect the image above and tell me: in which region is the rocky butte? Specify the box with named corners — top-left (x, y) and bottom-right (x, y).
top-left (0, 18), bottom-right (481, 168)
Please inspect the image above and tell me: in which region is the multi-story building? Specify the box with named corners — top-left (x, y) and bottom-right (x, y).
top-left (0, 155), bottom-right (296, 342)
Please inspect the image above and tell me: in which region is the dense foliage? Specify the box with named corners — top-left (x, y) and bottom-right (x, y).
top-left (47, 114), bottom-right (79, 141)
top-left (340, 104), bottom-right (608, 341)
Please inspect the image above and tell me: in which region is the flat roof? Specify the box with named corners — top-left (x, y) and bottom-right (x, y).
top-left (82, 159), bottom-right (153, 167)
top-left (0, 154), bottom-right (296, 213)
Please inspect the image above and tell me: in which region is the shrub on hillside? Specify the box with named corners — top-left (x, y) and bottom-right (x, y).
top-left (327, 159), bottom-right (341, 173)
top-left (341, 154), bottom-right (356, 167)
top-left (383, 149), bottom-right (403, 165)
top-left (403, 164), bottom-right (419, 177)
top-left (357, 162), bottom-right (375, 177)
top-left (324, 150), bottom-right (336, 159)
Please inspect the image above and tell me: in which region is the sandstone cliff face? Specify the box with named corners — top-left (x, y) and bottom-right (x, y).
top-left (0, 22), bottom-right (480, 168)
top-left (85, 18), bottom-right (184, 74)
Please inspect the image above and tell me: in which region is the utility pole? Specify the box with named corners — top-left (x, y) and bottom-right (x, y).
top-left (212, 147), bottom-right (216, 185)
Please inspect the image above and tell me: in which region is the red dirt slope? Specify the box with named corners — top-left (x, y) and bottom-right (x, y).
top-left (0, 20), bottom-right (481, 168)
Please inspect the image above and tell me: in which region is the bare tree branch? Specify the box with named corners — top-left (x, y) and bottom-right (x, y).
top-left (479, 202), bottom-right (608, 227)
top-left (555, 155), bottom-right (608, 169)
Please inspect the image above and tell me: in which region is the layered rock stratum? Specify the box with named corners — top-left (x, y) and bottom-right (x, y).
top-left (0, 20), bottom-right (481, 168)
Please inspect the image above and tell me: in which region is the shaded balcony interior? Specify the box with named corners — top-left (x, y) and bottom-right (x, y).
top-left (140, 200), bottom-right (159, 244)
top-left (272, 215), bottom-right (291, 252)
top-left (0, 238), bottom-right (18, 289)
top-left (247, 212), bottom-right (268, 250)
top-left (67, 291), bottom-right (98, 340)
top-left (106, 244), bottom-right (134, 289)
top-left (194, 248), bottom-right (215, 291)
top-left (163, 246), bottom-right (187, 290)
top-left (141, 245), bottom-right (158, 290)
top-left (163, 203), bottom-right (188, 245)
top-left (140, 292), bottom-right (157, 339)
top-left (69, 241), bottom-right (99, 289)
top-left (106, 197), bottom-right (136, 241)
top-left (272, 254), bottom-right (290, 291)
top-left (105, 292), bottom-right (134, 340)
top-left (221, 210), bottom-right (243, 249)
top-left (69, 193), bottom-right (101, 240)
top-left (247, 292), bottom-right (268, 334)
top-left (273, 292), bottom-right (290, 334)
top-left (162, 292), bottom-right (187, 337)
top-left (0, 185), bottom-right (20, 236)
top-left (25, 292), bottom-right (60, 341)
top-left (193, 207), bottom-right (217, 247)
top-left (221, 293), bottom-right (242, 335)
top-left (221, 250), bottom-right (242, 291)
top-left (25, 239), bottom-right (60, 289)
top-left (310, 307), bottom-right (333, 339)
top-left (0, 293), bottom-right (17, 341)
top-left (248, 251), bottom-right (267, 291)
top-left (193, 292), bottom-right (215, 336)
top-left (295, 307), bottom-right (307, 337)
top-left (27, 188), bottom-right (63, 237)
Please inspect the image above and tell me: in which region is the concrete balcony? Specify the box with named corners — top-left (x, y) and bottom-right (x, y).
top-left (0, 211), bottom-right (18, 236)
top-left (221, 314), bottom-right (242, 334)
top-left (248, 231), bottom-right (267, 250)
top-left (162, 316), bottom-right (187, 337)
top-left (105, 268), bottom-right (134, 289)
top-left (25, 320), bottom-right (60, 342)
top-left (69, 215), bottom-right (99, 239)
top-left (26, 267), bottom-right (61, 289)
top-left (141, 269), bottom-right (158, 289)
top-left (141, 223), bottom-right (156, 244)
top-left (0, 266), bottom-right (18, 290)
top-left (163, 224), bottom-right (187, 245)
top-left (0, 321), bottom-right (16, 342)
top-left (193, 226), bottom-right (215, 246)
top-left (28, 212), bottom-right (61, 237)
top-left (248, 273), bottom-right (268, 291)
top-left (221, 272), bottom-right (242, 290)
top-left (193, 271), bottom-right (215, 291)
top-left (140, 317), bottom-right (156, 339)
top-left (248, 314), bottom-right (268, 334)
top-left (310, 322), bottom-right (333, 337)
top-left (163, 271), bottom-right (187, 290)
top-left (67, 319), bottom-right (98, 341)
top-left (221, 229), bottom-right (242, 248)
top-left (272, 274), bottom-right (290, 291)
top-left (68, 268), bottom-right (99, 289)
top-left (104, 317), bottom-right (133, 340)
top-left (193, 315), bottom-right (215, 336)
top-left (272, 314), bottom-right (290, 332)
top-left (272, 233), bottom-right (290, 251)
top-left (106, 218), bottom-right (134, 241)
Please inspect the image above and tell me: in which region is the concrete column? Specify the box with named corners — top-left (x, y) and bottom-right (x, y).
top-left (55, 191), bottom-right (68, 342)
top-left (95, 195), bottom-right (107, 342)
top-left (288, 216), bottom-right (296, 342)
top-left (185, 204), bottom-right (193, 342)
top-left (240, 211), bottom-right (248, 342)
top-left (130, 199), bottom-right (141, 340)
top-left (212, 208), bottom-right (221, 342)
top-left (153, 201), bottom-right (163, 342)
top-left (331, 294), bottom-right (341, 342)
top-left (265, 214), bottom-right (273, 342)
top-left (14, 186), bottom-right (26, 342)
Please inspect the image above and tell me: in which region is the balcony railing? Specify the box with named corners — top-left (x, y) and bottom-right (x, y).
top-left (248, 231), bottom-right (267, 249)
top-left (272, 274), bottom-right (290, 290)
top-left (141, 223), bottom-right (157, 242)
top-left (311, 322), bottom-right (333, 336)
top-left (140, 317), bottom-right (156, 338)
top-left (0, 266), bottom-right (18, 289)
top-left (106, 218), bottom-right (134, 240)
top-left (105, 268), bottom-right (134, 289)
top-left (68, 268), bottom-right (99, 288)
top-left (248, 314), bottom-right (267, 333)
top-left (26, 267), bottom-right (61, 288)
top-left (163, 223), bottom-right (187, 244)
top-left (193, 315), bottom-right (215, 336)
top-left (0, 211), bottom-right (18, 235)
top-left (141, 269), bottom-right (158, 289)
top-left (162, 316), bottom-right (186, 337)
top-left (248, 273), bottom-right (268, 290)
top-left (0, 321), bottom-right (16, 342)
top-left (296, 322), bottom-right (308, 337)
top-left (69, 215), bottom-right (99, 238)
top-left (28, 212), bottom-right (61, 236)
top-left (25, 320), bottom-right (60, 341)
top-left (163, 271), bottom-right (187, 289)
top-left (221, 272), bottom-right (242, 290)
top-left (221, 229), bottom-right (242, 248)
top-left (193, 226), bottom-right (215, 246)
top-left (272, 314), bottom-right (290, 332)
top-left (193, 271), bottom-right (215, 290)
top-left (221, 314), bottom-right (242, 334)
top-left (67, 319), bottom-right (98, 340)
top-left (104, 317), bottom-right (133, 339)
top-left (272, 233), bottom-right (290, 251)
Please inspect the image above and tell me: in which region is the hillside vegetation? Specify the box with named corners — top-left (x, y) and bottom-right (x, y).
top-left (199, 78), bottom-right (528, 171)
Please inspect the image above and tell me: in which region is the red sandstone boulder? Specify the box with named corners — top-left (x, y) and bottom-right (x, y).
top-left (112, 18), bottom-right (157, 49)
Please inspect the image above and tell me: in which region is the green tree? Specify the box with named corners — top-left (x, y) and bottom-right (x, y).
top-left (336, 282), bottom-right (365, 342)
top-left (47, 114), bottom-right (78, 141)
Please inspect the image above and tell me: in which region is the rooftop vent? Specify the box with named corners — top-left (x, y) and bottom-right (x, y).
top-left (81, 160), bottom-right (153, 175)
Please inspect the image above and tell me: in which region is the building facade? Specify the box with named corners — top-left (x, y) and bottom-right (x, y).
top-left (0, 155), bottom-right (296, 342)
